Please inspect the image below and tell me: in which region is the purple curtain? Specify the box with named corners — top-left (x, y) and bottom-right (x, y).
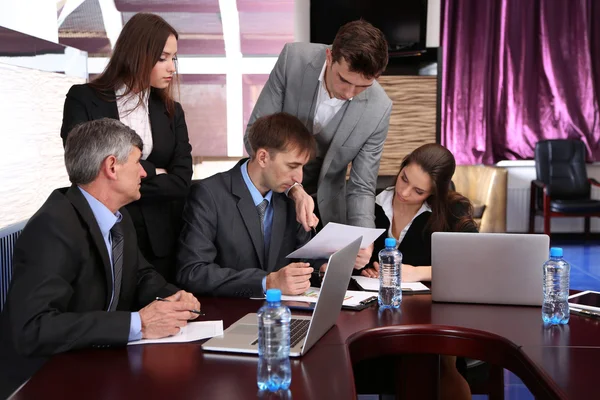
top-left (441, 0), bottom-right (600, 164)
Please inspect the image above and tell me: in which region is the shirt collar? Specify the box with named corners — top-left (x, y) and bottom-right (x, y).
top-left (375, 187), bottom-right (432, 225)
top-left (241, 160), bottom-right (273, 207)
top-left (78, 187), bottom-right (122, 237)
top-left (318, 61), bottom-right (352, 102)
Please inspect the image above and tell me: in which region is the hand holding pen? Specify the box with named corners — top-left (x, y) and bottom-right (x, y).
top-left (138, 291), bottom-right (203, 339)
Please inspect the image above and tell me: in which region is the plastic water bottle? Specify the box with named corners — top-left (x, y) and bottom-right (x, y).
top-left (542, 247), bottom-right (571, 325)
top-left (378, 238), bottom-right (403, 309)
top-left (257, 289), bottom-right (292, 391)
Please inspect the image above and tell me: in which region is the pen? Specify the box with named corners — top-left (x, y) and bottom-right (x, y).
top-left (155, 297), bottom-right (205, 316)
top-left (311, 226), bottom-right (317, 236)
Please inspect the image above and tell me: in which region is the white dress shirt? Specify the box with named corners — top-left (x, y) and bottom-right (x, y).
top-left (312, 62), bottom-right (348, 134)
top-left (375, 188), bottom-right (432, 244)
top-left (116, 86), bottom-right (153, 160)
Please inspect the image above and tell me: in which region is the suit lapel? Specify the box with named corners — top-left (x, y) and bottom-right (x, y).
top-left (297, 52), bottom-right (325, 128)
top-left (231, 165), bottom-right (266, 269)
top-left (147, 90), bottom-right (170, 161)
top-left (90, 90), bottom-right (119, 120)
top-left (267, 194), bottom-right (286, 272)
top-left (318, 93), bottom-right (368, 186)
top-left (65, 185), bottom-right (113, 309)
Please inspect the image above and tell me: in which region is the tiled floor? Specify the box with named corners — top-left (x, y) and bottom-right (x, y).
top-left (475, 239), bottom-right (600, 400)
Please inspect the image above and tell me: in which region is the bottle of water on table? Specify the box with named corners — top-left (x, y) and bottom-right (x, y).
top-left (257, 288), bottom-right (292, 391)
top-left (379, 237), bottom-right (403, 309)
top-left (542, 247), bottom-right (571, 325)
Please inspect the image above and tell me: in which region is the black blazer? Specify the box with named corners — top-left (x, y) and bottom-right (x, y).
top-left (60, 84), bottom-right (193, 259)
top-left (370, 198), bottom-right (478, 267)
top-left (0, 185), bottom-right (178, 398)
top-left (176, 160), bottom-right (318, 297)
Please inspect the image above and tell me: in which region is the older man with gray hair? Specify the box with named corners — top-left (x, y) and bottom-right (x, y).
top-left (0, 118), bottom-right (200, 398)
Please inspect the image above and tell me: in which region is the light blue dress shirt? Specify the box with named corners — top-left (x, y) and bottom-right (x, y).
top-left (240, 161), bottom-right (273, 292)
top-left (78, 187), bottom-right (142, 341)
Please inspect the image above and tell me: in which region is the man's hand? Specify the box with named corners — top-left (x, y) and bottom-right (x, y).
top-left (138, 291), bottom-right (199, 339)
top-left (266, 262), bottom-right (313, 295)
top-left (174, 290), bottom-right (201, 320)
top-left (288, 184), bottom-right (319, 232)
top-left (354, 244), bottom-right (373, 270)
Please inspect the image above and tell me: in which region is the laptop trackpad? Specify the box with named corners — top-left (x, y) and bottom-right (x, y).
top-left (229, 324), bottom-right (258, 335)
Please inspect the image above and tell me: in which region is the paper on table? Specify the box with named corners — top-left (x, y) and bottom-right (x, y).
top-left (286, 222), bottom-right (385, 259)
top-left (127, 320), bottom-right (224, 346)
top-left (281, 287), bottom-right (377, 307)
top-left (352, 276), bottom-right (429, 292)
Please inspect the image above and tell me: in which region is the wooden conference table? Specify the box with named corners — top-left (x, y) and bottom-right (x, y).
top-left (13, 293), bottom-right (600, 399)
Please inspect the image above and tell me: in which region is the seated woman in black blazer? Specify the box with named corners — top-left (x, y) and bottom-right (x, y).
top-left (362, 143), bottom-right (477, 281)
top-left (356, 144), bottom-right (475, 399)
top-left (60, 13), bottom-right (192, 282)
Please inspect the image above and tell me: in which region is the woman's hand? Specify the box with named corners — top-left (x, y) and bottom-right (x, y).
top-left (360, 262), bottom-right (380, 278)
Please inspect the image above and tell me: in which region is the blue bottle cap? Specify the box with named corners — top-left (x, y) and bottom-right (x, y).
top-left (550, 247), bottom-right (563, 257)
top-left (266, 288), bottom-right (282, 302)
top-left (385, 238), bottom-right (397, 248)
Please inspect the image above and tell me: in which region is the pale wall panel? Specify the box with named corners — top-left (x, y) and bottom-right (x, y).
top-left (378, 76), bottom-right (437, 176)
top-left (0, 63), bottom-right (84, 227)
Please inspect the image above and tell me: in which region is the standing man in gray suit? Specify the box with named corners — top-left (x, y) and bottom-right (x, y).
top-left (177, 113), bottom-right (323, 297)
top-left (244, 20), bottom-right (392, 270)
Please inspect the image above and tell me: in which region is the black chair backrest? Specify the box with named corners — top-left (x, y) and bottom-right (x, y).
top-left (535, 139), bottom-right (590, 200)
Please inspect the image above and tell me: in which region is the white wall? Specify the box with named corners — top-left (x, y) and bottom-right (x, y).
top-left (0, 63), bottom-right (84, 227)
top-left (500, 162), bottom-right (600, 233)
top-left (0, 0), bottom-right (58, 43)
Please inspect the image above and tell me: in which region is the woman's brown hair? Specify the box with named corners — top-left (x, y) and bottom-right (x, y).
top-left (397, 144), bottom-right (477, 233)
top-left (89, 13), bottom-right (179, 116)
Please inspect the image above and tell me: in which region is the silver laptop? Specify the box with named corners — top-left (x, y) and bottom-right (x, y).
top-left (202, 236), bottom-right (362, 357)
top-left (431, 232), bottom-right (550, 306)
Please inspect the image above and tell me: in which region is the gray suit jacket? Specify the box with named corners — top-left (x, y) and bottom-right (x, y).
top-left (176, 160), bottom-right (314, 297)
top-left (244, 42), bottom-right (392, 228)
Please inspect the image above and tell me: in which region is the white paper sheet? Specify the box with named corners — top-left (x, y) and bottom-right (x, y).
top-left (281, 288), bottom-right (377, 307)
top-left (352, 276), bottom-right (430, 292)
top-left (127, 320), bottom-right (224, 345)
top-left (286, 222), bottom-right (385, 259)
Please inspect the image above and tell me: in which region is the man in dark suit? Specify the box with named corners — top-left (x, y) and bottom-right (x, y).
top-left (0, 119), bottom-right (200, 398)
top-left (177, 113), bottom-right (322, 297)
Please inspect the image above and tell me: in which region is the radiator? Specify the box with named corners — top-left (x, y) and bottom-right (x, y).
top-left (0, 220), bottom-right (27, 311)
top-left (507, 187), bottom-right (600, 233)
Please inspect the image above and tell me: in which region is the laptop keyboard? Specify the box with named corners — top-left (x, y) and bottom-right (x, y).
top-left (290, 319), bottom-right (310, 347)
top-left (251, 318), bottom-right (310, 348)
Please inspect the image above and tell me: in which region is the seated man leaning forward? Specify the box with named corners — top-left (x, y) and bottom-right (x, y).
top-left (177, 112), bottom-right (324, 297)
top-left (0, 118), bottom-right (200, 399)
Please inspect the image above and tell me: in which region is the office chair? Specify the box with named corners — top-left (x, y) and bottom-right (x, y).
top-left (347, 325), bottom-right (565, 400)
top-left (529, 139), bottom-right (600, 237)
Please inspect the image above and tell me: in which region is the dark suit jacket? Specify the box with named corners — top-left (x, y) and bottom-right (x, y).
top-left (370, 199), bottom-right (479, 267)
top-left (0, 186), bottom-right (178, 398)
top-left (176, 160), bottom-right (317, 297)
top-left (60, 83), bottom-right (193, 261)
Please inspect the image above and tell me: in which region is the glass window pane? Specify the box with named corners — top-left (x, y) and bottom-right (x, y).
top-left (179, 74), bottom-right (227, 157)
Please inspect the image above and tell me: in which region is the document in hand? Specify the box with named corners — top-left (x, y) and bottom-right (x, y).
top-left (127, 320), bottom-right (224, 345)
top-left (286, 222), bottom-right (385, 259)
top-left (352, 276), bottom-right (430, 293)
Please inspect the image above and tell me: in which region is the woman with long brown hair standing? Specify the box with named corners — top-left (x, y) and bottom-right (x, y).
top-left (60, 13), bottom-right (192, 282)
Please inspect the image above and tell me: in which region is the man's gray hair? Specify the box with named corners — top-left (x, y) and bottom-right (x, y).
top-left (64, 118), bottom-right (143, 185)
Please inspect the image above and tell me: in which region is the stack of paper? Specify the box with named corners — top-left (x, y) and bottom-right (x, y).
top-left (128, 320), bottom-right (224, 345)
top-left (281, 288), bottom-right (377, 308)
top-left (352, 276), bottom-right (430, 293)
